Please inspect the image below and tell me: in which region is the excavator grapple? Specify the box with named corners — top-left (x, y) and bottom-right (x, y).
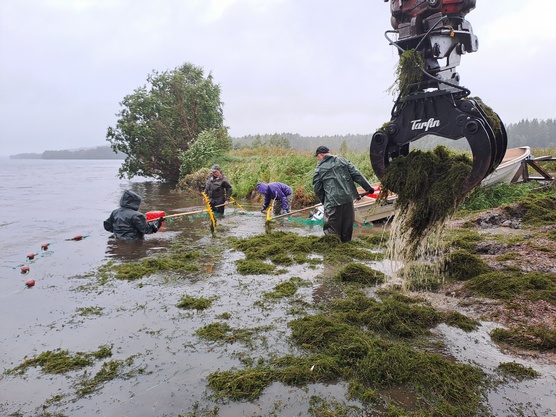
top-left (370, 0), bottom-right (507, 195)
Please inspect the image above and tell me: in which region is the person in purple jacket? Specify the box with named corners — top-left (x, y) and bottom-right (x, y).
top-left (257, 182), bottom-right (293, 215)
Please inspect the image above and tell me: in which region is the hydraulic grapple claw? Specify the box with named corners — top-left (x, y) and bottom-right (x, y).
top-left (371, 0), bottom-right (507, 196)
top-left (370, 93), bottom-right (507, 195)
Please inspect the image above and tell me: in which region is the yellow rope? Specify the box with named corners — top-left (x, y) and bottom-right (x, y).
top-left (201, 192), bottom-right (217, 231)
top-left (265, 199), bottom-right (275, 222)
top-left (230, 196), bottom-right (244, 211)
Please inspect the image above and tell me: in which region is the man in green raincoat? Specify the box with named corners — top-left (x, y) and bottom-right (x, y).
top-left (312, 146), bottom-right (374, 242)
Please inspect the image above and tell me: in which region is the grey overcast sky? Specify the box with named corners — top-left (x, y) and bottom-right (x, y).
top-left (1, 0), bottom-right (555, 156)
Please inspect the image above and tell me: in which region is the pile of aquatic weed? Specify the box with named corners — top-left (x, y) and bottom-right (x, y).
top-left (443, 249), bottom-right (490, 281)
top-left (176, 295), bottom-right (216, 310)
top-left (496, 361), bottom-right (540, 381)
top-left (5, 345), bottom-right (142, 408)
top-left (307, 396), bottom-right (362, 417)
top-left (98, 248), bottom-right (202, 281)
top-left (445, 228), bottom-right (485, 250)
top-left (463, 271), bottom-right (556, 304)
top-left (380, 146), bottom-right (474, 291)
top-left (501, 190), bottom-right (556, 226)
top-left (208, 290), bottom-right (486, 416)
top-left (76, 306), bottom-right (104, 317)
top-left (264, 276), bottom-right (310, 299)
top-left (229, 232), bottom-right (383, 271)
top-left (461, 270), bottom-right (556, 352)
top-left (381, 146), bottom-right (472, 249)
top-left (334, 262), bottom-right (386, 286)
top-left (491, 325), bottom-right (556, 352)
top-left (6, 345), bottom-right (112, 375)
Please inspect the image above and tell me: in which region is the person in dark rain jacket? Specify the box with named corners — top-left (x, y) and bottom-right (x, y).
top-left (104, 190), bottom-right (163, 240)
top-left (204, 164), bottom-right (233, 216)
top-left (312, 146), bottom-right (374, 242)
top-left (257, 182), bottom-right (293, 215)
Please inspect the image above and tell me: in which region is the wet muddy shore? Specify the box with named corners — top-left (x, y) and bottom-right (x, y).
top-left (2, 202), bottom-right (556, 417)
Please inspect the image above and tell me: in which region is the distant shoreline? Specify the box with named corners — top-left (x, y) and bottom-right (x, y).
top-left (7, 145), bottom-right (125, 160)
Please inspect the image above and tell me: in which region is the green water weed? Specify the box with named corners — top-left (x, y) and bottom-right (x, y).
top-left (76, 356), bottom-right (137, 397)
top-left (7, 345), bottom-right (112, 375)
top-left (99, 251), bottom-right (201, 281)
top-left (176, 295), bottom-right (216, 310)
top-left (441, 311), bottom-right (480, 332)
top-left (491, 325), bottom-right (556, 351)
top-left (334, 263), bottom-right (385, 286)
top-left (464, 271), bottom-right (556, 303)
top-left (496, 361), bottom-right (540, 381)
top-left (76, 306), bottom-right (104, 317)
top-left (502, 191), bottom-right (556, 226)
top-left (195, 322), bottom-right (273, 345)
top-left (235, 258), bottom-right (276, 275)
top-left (264, 277), bottom-right (308, 299)
top-left (443, 250), bottom-right (490, 281)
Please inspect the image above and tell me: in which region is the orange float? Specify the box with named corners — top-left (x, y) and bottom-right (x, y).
top-left (146, 211), bottom-right (165, 221)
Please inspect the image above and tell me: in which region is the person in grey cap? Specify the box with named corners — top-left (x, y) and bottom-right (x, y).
top-left (312, 146), bottom-right (374, 242)
top-left (204, 164), bottom-right (233, 216)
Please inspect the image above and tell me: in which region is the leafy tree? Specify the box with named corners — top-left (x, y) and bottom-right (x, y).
top-left (251, 135), bottom-right (264, 149)
top-left (106, 63), bottom-right (227, 182)
top-left (339, 139), bottom-right (349, 156)
top-left (266, 134), bottom-right (291, 149)
top-left (178, 128), bottom-right (231, 177)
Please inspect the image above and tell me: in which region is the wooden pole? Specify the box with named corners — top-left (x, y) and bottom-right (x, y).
top-left (149, 203), bottom-right (228, 220)
top-left (163, 209), bottom-right (207, 219)
top-left (268, 204), bottom-right (322, 221)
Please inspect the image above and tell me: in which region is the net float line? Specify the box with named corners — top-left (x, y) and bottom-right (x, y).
top-left (65, 235), bottom-right (89, 241)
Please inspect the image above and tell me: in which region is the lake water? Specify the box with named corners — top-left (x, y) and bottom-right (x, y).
top-left (1, 159), bottom-right (555, 417)
top-left (0, 159), bottom-right (334, 416)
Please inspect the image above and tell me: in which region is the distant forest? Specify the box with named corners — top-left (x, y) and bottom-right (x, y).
top-left (233, 118), bottom-right (556, 152)
top-left (10, 146), bottom-right (126, 160)
top-left (9, 118), bottom-right (555, 160)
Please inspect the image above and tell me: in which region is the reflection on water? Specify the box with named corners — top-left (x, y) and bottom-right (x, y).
top-left (105, 237), bottom-right (155, 262)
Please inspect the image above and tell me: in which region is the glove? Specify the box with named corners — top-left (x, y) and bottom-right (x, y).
top-left (156, 217), bottom-right (165, 228)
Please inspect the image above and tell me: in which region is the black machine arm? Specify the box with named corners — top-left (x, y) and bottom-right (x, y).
top-left (371, 0), bottom-right (507, 194)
